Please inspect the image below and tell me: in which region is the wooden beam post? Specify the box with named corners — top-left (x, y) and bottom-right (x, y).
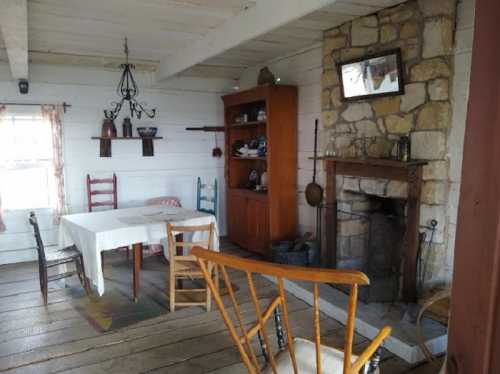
top-left (447, 1), bottom-right (500, 373)
top-left (0, 0), bottom-right (28, 80)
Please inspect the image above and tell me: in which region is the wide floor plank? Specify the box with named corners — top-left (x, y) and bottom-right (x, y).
top-left (0, 241), bottom-right (440, 373)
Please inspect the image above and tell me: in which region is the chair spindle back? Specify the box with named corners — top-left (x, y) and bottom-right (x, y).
top-left (192, 247), bottom-right (392, 374)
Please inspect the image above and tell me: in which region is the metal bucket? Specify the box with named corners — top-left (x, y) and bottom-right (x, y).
top-left (272, 240), bottom-right (319, 267)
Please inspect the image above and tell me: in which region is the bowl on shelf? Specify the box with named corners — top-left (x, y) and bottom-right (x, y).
top-left (137, 127), bottom-right (158, 138)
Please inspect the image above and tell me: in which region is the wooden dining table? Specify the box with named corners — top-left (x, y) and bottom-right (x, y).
top-left (58, 205), bottom-right (219, 302)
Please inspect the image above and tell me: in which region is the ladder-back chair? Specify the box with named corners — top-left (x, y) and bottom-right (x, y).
top-left (167, 223), bottom-right (218, 312)
top-left (29, 212), bottom-right (90, 305)
top-left (192, 247), bottom-right (392, 374)
top-left (86, 173), bottom-right (118, 212)
top-left (197, 177), bottom-right (218, 218)
top-left (86, 173), bottom-right (131, 262)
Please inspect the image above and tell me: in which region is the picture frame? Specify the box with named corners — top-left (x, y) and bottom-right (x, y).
top-left (337, 49), bottom-right (405, 101)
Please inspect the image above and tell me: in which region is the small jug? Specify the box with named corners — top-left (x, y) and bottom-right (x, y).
top-left (122, 117), bottom-right (133, 138)
top-left (397, 136), bottom-right (411, 162)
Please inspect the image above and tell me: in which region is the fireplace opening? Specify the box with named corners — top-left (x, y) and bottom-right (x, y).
top-left (336, 194), bottom-right (407, 303)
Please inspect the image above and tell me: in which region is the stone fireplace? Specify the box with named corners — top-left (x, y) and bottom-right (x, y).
top-left (320, 0), bottom-right (460, 291)
top-left (322, 157), bottom-right (426, 303)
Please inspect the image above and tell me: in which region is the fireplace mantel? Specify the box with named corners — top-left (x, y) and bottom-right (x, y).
top-left (317, 156), bottom-right (428, 303)
top-left (313, 156), bottom-right (427, 181)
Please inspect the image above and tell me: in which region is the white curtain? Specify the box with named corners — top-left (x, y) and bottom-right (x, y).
top-left (41, 105), bottom-right (67, 224)
top-left (0, 105), bottom-right (6, 232)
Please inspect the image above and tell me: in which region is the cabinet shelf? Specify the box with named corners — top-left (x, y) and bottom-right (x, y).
top-left (231, 156), bottom-right (267, 161)
top-left (230, 187), bottom-right (268, 196)
top-left (230, 121), bottom-right (266, 128)
top-left (91, 136), bottom-right (163, 157)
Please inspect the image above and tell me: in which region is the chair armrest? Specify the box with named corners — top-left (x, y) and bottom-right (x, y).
top-left (351, 326), bottom-right (392, 373)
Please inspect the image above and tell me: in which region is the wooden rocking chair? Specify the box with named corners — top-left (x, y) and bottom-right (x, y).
top-left (192, 247), bottom-right (392, 374)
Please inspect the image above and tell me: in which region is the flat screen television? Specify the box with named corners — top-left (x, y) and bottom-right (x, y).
top-left (337, 48), bottom-right (404, 101)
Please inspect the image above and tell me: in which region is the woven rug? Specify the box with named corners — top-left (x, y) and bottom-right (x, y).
top-left (73, 289), bottom-right (166, 332)
top-left (72, 260), bottom-right (238, 333)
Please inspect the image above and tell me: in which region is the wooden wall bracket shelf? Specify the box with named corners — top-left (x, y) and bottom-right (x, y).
top-left (317, 156), bottom-right (428, 303)
top-left (91, 137), bottom-right (163, 157)
top-left (185, 126), bottom-right (224, 132)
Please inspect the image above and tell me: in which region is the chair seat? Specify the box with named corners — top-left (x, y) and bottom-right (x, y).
top-left (46, 245), bottom-right (82, 265)
top-left (174, 261), bottom-right (203, 276)
top-left (263, 338), bottom-right (374, 374)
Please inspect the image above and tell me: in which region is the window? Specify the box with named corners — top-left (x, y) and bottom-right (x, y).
top-left (0, 112), bottom-right (56, 210)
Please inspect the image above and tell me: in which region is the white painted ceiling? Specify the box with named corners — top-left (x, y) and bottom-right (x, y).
top-left (0, 0), bottom-right (406, 80)
top-left (184, 1), bottom-right (406, 79)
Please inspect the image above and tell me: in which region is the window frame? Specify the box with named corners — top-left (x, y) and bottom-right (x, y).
top-left (0, 111), bottom-right (57, 212)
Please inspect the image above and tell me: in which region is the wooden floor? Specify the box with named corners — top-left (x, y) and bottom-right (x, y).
top-left (0, 241), bottom-right (443, 373)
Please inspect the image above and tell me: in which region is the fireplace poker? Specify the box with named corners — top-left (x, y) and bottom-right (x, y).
top-left (418, 219), bottom-right (438, 291)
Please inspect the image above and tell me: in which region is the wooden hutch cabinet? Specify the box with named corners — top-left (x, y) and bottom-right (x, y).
top-left (222, 85), bottom-right (297, 255)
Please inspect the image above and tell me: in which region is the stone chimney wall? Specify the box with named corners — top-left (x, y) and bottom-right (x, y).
top-left (321, 0), bottom-right (458, 287)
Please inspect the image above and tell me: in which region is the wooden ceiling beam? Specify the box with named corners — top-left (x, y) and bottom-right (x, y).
top-left (157, 0), bottom-right (338, 81)
top-left (0, 0), bottom-right (28, 80)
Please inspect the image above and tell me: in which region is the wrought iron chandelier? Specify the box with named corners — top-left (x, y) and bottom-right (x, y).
top-left (104, 38), bottom-right (156, 120)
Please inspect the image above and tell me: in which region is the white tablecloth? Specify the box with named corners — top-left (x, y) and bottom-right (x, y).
top-left (58, 205), bottom-right (219, 295)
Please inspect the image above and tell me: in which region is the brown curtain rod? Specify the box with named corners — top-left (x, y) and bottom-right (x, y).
top-left (0, 102), bottom-right (71, 113)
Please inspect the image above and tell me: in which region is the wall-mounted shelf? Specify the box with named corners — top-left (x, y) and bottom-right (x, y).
top-left (91, 137), bottom-right (163, 157)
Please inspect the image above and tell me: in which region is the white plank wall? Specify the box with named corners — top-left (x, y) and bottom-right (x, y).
top-left (0, 62), bottom-right (228, 264)
top-left (238, 44), bottom-right (323, 235)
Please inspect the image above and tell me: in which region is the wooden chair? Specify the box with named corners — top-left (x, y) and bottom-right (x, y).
top-left (29, 212), bottom-right (90, 305)
top-left (145, 196), bottom-right (182, 256)
top-left (166, 222), bottom-right (218, 312)
top-left (192, 247), bottom-right (392, 374)
top-left (197, 177), bottom-right (218, 218)
top-left (86, 173), bottom-right (117, 212)
top-left (86, 173), bottom-right (131, 263)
